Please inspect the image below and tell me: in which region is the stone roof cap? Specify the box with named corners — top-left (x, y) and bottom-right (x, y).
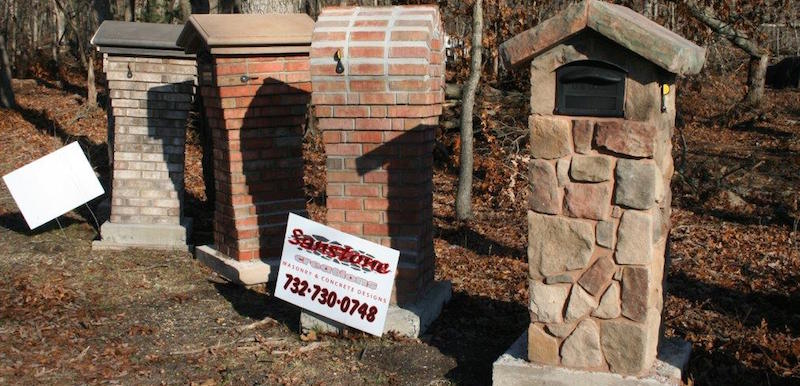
top-left (91, 21), bottom-right (192, 58)
top-left (500, 0), bottom-right (706, 75)
top-left (177, 14), bottom-right (314, 55)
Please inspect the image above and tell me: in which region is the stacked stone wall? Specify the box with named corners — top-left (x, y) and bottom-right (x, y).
top-left (198, 55), bottom-right (311, 261)
top-left (104, 55), bottom-right (196, 226)
top-left (526, 114), bottom-right (672, 375)
top-left (311, 6), bottom-right (444, 305)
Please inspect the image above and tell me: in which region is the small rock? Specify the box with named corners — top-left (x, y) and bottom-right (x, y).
top-left (565, 284), bottom-right (598, 322)
top-left (557, 158), bottom-right (571, 186)
top-left (621, 266), bottom-right (650, 322)
top-left (529, 212), bottom-right (595, 277)
top-left (561, 319), bottom-right (604, 368)
top-left (530, 115), bottom-right (573, 159)
top-left (601, 318), bottom-right (656, 375)
top-left (578, 256), bottom-right (616, 295)
top-left (593, 282), bottom-right (621, 319)
top-left (529, 160), bottom-right (561, 214)
top-left (565, 183), bottom-right (611, 220)
top-left (596, 220), bottom-right (616, 248)
top-left (530, 281), bottom-right (569, 323)
top-left (614, 159), bottom-right (660, 210)
top-left (528, 323), bottom-right (561, 365)
top-left (572, 119), bottom-right (594, 154)
top-left (615, 210), bottom-right (653, 265)
top-left (570, 155), bottom-right (612, 182)
top-left (545, 273), bottom-right (577, 284)
top-left (595, 120), bottom-right (656, 158)
top-left (546, 321), bottom-right (577, 338)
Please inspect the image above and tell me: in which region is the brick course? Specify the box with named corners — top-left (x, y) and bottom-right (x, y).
top-left (198, 55), bottom-right (311, 261)
top-left (103, 55), bottom-right (196, 226)
top-left (311, 5), bottom-right (444, 305)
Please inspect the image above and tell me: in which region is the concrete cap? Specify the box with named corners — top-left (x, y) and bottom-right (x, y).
top-left (91, 21), bottom-right (192, 58)
top-left (500, 0), bottom-right (706, 75)
top-left (178, 14), bottom-right (314, 55)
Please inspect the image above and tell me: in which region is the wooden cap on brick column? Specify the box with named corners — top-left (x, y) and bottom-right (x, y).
top-left (92, 20), bottom-right (194, 59)
top-left (177, 14), bottom-right (314, 55)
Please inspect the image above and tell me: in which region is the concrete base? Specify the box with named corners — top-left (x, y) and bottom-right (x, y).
top-left (92, 220), bottom-right (192, 251)
top-left (194, 245), bottom-right (279, 285)
top-left (301, 280), bottom-right (452, 337)
top-left (492, 332), bottom-right (691, 386)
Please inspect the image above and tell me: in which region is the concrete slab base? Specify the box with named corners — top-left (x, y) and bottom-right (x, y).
top-left (194, 245), bottom-right (279, 285)
top-left (92, 220), bottom-right (192, 251)
top-left (300, 280), bottom-right (452, 337)
top-left (492, 332), bottom-right (691, 386)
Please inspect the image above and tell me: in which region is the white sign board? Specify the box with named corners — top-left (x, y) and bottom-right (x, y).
top-left (2, 142), bottom-right (105, 229)
top-left (275, 213), bottom-right (399, 336)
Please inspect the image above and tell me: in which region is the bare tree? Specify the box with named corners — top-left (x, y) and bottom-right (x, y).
top-left (0, 34), bottom-right (15, 109)
top-left (675, 0), bottom-right (769, 106)
top-left (455, 0), bottom-right (483, 221)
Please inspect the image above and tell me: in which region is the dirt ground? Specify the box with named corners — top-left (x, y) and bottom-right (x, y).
top-left (0, 65), bottom-right (798, 385)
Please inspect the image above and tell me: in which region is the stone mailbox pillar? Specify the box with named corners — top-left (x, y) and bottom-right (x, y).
top-left (493, 1), bottom-right (705, 384)
top-left (91, 21), bottom-right (196, 251)
top-left (177, 14), bottom-right (313, 284)
top-left (306, 5), bottom-right (451, 337)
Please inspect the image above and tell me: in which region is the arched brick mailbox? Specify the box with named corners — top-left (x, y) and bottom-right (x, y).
top-left (91, 21), bottom-right (196, 251)
top-left (177, 14), bottom-right (313, 284)
top-left (306, 5), bottom-right (451, 337)
top-left (493, 1), bottom-right (705, 384)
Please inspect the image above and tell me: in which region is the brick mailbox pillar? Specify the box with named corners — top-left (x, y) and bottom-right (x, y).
top-left (304, 5), bottom-right (451, 337)
top-left (177, 14), bottom-right (313, 284)
top-left (493, 1), bottom-right (705, 384)
top-left (91, 21), bottom-right (196, 250)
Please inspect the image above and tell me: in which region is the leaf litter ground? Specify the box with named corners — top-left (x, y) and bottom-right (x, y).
top-left (0, 67), bottom-right (798, 385)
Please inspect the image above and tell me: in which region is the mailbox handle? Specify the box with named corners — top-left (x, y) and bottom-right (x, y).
top-left (240, 75), bottom-right (260, 83)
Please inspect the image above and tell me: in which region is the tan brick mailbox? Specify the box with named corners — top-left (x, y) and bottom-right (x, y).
top-left (493, 1), bottom-right (705, 384)
top-left (91, 21), bottom-right (196, 251)
top-left (177, 14), bottom-right (313, 284)
top-left (305, 5), bottom-right (451, 337)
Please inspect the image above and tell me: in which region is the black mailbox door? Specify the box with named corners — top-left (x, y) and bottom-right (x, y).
top-left (555, 60), bottom-right (626, 117)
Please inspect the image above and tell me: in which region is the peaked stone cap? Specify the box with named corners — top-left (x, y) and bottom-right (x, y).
top-left (178, 14), bottom-right (314, 55)
top-left (91, 21), bottom-right (193, 58)
top-left (500, 0), bottom-right (706, 75)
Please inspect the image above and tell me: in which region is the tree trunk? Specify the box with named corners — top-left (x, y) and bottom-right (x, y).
top-left (240, 0), bottom-right (306, 14)
top-left (455, 0), bottom-right (483, 221)
top-left (87, 53), bottom-right (97, 106)
top-left (124, 0), bottom-right (134, 21)
top-left (0, 35), bottom-right (16, 109)
top-left (745, 55), bottom-right (768, 107)
top-left (676, 0), bottom-right (768, 105)
top-left (179, 0), bottom-right (191, 21)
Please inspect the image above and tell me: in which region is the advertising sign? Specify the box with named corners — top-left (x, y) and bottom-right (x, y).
top-left (2, 142), bottom-right (105, 229)
top-left (275, 213), bottom-right (399, 336)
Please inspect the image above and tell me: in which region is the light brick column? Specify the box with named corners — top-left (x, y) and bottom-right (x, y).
top-left (305, 5), bottom-right (451, 337)
top-left (199, 56), bottom-right (311, 261)
top-left (94, 55), bottom-right (196, 250)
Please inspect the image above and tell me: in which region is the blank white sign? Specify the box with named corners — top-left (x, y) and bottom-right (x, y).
top-left (2, 142), bottom-right (105, 229)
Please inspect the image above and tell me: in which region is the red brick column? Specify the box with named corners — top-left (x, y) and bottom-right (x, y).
top-left (198, 55), bottom-right (311, 261)
top-left (311, 6), bottom-right (444, 305)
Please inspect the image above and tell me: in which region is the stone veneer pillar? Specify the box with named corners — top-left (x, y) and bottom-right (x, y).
top-left (177, 14), bottom-right (314, 284)
top-left (91, 21), bottom-right (196, 250)
top-left (304, 5), bottom-right (451, 337)
top-left (493, 1), bottom-right (705, 383)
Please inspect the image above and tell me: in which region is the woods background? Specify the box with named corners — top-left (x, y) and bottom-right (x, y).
top-left (1, 0), bottom-right (799, 101)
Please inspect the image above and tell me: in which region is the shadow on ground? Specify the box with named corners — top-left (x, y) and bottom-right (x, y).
top-left (213, 282), bottom-right (300, 330)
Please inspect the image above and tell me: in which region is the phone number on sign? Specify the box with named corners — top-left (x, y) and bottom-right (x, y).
top-left (283, 274), bottom-right (378, 322)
